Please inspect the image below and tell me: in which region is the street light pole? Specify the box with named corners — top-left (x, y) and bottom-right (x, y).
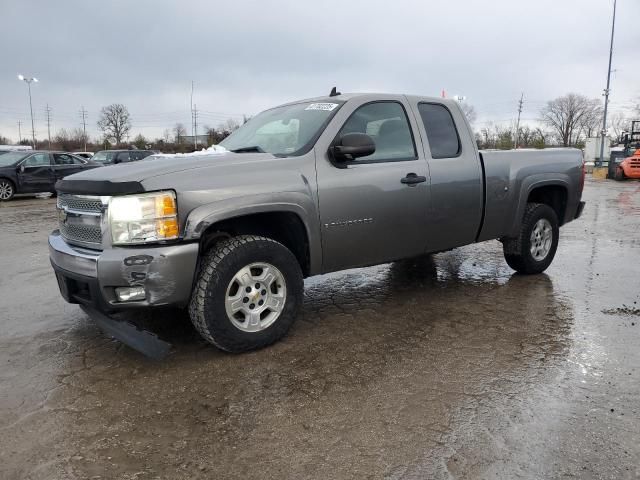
top-left (18, 74), bottom-right (38, 149)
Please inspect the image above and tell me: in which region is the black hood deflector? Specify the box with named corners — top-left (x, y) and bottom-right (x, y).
top-left (55, 179), bottom-right (145, 196)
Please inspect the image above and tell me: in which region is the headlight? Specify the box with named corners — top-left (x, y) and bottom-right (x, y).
top-left (109, 191), bottom-right (179, 245)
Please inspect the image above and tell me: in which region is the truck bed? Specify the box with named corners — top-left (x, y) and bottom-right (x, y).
top-left (478, 148), bottom-right (584, 242)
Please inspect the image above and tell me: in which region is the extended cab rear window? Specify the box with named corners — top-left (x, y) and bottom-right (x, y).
top-left (417, 103), bottom-right (461, 159)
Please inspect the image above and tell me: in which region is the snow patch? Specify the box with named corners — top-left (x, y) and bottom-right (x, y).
top-left (156, 144), bottom-right (228, 157)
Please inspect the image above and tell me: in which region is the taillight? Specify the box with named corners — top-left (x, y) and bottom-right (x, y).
top-left (579, 160), bottom-right (585, 195)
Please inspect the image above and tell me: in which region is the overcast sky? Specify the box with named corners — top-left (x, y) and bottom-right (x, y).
top-left (1, 0), bottom-right (638, 143)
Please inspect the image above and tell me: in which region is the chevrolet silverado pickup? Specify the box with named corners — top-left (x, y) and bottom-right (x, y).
top-left (49, 92), bottom-right (585, 354)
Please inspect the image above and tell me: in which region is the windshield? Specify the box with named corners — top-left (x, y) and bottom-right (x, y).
top-left (91, 151), bottom-right (117, 164)
top-left (220, 101), bottom-right (344, 156)
top-left (0, 152), bottom-right (29, 166)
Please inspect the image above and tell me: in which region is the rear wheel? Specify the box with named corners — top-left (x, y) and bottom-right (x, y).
top-left (614, 167), bottom-right (626, 181)
top-left (0, 179), bottom-right (15, 201)
top-left (189, 235), bottom-right (303, 352)
top-left (502, 203), bottom-right (559, 274)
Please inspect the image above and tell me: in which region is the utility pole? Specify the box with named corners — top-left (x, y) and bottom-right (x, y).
top-left (514, 93), bottom-right (524, 149)
top-left (17, 121), bottom-right (22, 143)
top-left (79, 106), bottom-right (88, 151)
top-left (599, 0), bottom-right (617, 167)
top-left (190, 81), bottom-right (194, 148)
top-left (193, 104), bottom-right (198, 149)
top-left (45, 104), bottom-right (52, 149)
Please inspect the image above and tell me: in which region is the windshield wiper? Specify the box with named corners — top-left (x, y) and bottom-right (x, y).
top-left (230, 146), bottom-right (265, 153)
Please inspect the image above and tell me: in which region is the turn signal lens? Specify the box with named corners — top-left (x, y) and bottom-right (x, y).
top-left (157, 218), bottom-right (179, 238)
top-left (156, 194), bottom-right (177, 217)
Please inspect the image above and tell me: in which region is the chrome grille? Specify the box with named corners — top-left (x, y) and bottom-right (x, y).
top-left (57, 194), bottom-right (106, 249)
top-left (57, 194), bottom-right (103, 213)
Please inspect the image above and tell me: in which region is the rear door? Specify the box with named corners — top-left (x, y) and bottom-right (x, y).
top-left (315, 97), bottom-right (431, 272)
top-left (52, 153), bottom-right (87, 181)
top-left (409, 100), bottom-right (483, 252)
top-left (115, 151), bottom-right (131, 163)
top-left (17, 153), bottom-right (54, 192)
top-left (129, 151), bottom-right (152, 162)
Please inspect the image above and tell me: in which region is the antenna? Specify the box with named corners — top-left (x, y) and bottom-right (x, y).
top-left (329, 86), bottom-right (341, 97)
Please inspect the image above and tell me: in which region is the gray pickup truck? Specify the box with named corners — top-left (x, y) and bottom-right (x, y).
top-left (49, 92), bottom-right (585, 354)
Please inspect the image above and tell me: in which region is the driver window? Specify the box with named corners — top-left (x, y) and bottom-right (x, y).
top-left (338, 102), bottom-right (416, 162)
top-left (24, 153), bottom-right (50, 167)
top-left (54, 154), bottom-right (81, 165)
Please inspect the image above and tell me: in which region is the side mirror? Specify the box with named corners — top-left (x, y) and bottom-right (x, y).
top-left (331, 133), bottom-right (375, 162)
top-left (18, 165), bottom-right (25, 173)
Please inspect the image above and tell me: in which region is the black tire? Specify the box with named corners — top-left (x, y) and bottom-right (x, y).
top-left (0, 178), bottom-right (15, 201)
top-left (502, 203), bottom-right (559, 275)
top-left (189, 235), bottom-right (303, 352)
top-left (614, 167), bottom-right (625, 181)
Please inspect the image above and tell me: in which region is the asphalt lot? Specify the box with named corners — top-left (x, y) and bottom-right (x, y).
top-left (0, 178), bottom-right (639, 479)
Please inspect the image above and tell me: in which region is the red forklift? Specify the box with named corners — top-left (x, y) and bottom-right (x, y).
top-left (609, 120), bottom-right (640, 180)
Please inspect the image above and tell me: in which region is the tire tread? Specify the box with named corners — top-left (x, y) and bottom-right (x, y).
top-left (188, 235), bottom-right (302, 352)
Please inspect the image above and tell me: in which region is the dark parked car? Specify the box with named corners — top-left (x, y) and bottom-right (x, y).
top-left (91, 149), bottom-right (159, 165)
top-left (0, 151), bottom-right (100, 201)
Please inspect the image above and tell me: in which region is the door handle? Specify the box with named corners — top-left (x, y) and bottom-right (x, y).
top-left (401, 173), bottom-right (427, 186)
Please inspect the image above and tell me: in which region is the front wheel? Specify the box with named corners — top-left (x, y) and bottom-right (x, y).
top-left (0, 179), bottom-right (15, 201)
top-left (502, 203), bottom-right (559, 274)
top-left (189, 235), bottom-right (304, 352)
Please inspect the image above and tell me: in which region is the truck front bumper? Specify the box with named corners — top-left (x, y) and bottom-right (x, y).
top-left (49, 230), bottom-right (199, 312)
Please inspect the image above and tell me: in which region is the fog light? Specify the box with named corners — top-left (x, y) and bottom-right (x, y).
top-left (115, 286), bottom-right (146, 302)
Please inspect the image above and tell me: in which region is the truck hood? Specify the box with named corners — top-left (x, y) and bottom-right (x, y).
top-left (56, 152), bottom-right (277, 195)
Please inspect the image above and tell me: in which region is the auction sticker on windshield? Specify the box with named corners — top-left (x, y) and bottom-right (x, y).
top-left (305, 103), bottom-right (339, 111)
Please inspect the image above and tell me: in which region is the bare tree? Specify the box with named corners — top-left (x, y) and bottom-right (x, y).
top-left (162, 128), bottom-right (171, 143)
top-left (540, 94), bottom-right (601, 147)
top-left (71, 128), bottom-right (89, 148)
top-left (577, 100), bottom-right (603, 139)
top-left (459, 102), bottom-right (477, 125)
top-left (0, 134), bottom-right (11, 144)
top-left (609, 112), bottom-right (629, 142)
top-left (173, 123), bottom-right (187, 144)
top-left (97, 104), bottom-right (131, 144)
top-left (219, 118), bottom-right (240, 133)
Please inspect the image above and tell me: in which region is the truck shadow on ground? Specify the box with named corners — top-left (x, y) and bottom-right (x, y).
top-left (86, 249), bottom-right (573, 368)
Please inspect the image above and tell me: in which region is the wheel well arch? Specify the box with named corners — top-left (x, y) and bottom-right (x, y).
top-left (527, 184), bottom-right (568, 225)
top-left (0, 176), bottom-right (16, 194)
top-left (198, 211), bottom-right (311, 277)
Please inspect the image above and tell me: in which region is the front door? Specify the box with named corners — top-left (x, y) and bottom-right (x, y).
top-left (315, 98), bottom-right (431, 272)
top-left (17, 152), bottom-right (54, 192)
top-left (52, 153), bottom-right (87, 181)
